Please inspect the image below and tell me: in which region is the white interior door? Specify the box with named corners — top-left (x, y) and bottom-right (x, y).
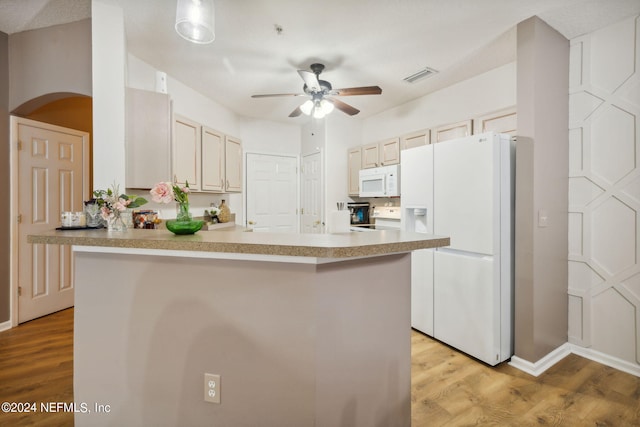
top-left (15, 118), bottom-right (89, 323)
top-left (246, 153), bottom-right (298, 232)
top-left (300, 152), bottom-right (323, 233)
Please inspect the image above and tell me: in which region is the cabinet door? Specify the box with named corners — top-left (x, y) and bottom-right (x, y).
top-left (224, 136), bottom-right (242, 192)
top-left (361, 142), bottom-right (380, 168)
top-left (379, 138), bottom-right (400, 166)
top-left (347, 147), bottom-right (362, 196)
top-left (433, 119), bottom-right (472, 143)
top-left (201, 127), bottom-right (225, 192)
top-left (173, 115), bottom-right (201, 190)
top-left (473, 107), bottom-right (517, 136)
top-left (401, 129), bottom-right (430, 150)
top-left (125, 88), bottom-right (171, 189)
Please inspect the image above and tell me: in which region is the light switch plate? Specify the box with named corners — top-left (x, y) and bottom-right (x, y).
top-left (538, 209), bottom-right (549, 227)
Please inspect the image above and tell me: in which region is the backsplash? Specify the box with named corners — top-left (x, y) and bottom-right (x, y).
top-left (347, 196), bottom-right (401, 208)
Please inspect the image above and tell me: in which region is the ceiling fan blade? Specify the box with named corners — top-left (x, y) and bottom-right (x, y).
top-left (289, 106), bottom-right (303, 117)
top-left (251, 93), bottom-right (304, 98)
top-left (332, 86), bottom-right (382, 96)
top-left (298, 70), bottom-right (321, 92)
top-left (330, 98), bottom-right (360, 116)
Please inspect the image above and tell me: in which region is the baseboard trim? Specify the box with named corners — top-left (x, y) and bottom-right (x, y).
top-left (569, 344), bottom-right (640, 378)
top-left (509, 343), bottom-right (572, 376)
top-left (509, 343), bottom-right (640, 378)
top-left (0, 319), bottom-right (12, 333)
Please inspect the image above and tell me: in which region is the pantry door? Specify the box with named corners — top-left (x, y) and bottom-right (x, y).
top-left (245, 153), bottom-right (298, 232)
top-left (14, 117), bottom-right (89, 323)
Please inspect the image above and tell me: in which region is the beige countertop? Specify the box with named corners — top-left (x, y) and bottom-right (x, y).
top-left (28, 228), bottom-right (450, 259)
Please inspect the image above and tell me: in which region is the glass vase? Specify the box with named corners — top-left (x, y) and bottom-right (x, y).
top-left (106, 212), bottom-right (127, 232)
top-left (84, 202), bottom-right (102, 228)
top-left (176, 202), bottom-right (192, 222)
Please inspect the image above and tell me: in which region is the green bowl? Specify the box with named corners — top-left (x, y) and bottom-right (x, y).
top-left (165, 219), bottom-right (204, 235)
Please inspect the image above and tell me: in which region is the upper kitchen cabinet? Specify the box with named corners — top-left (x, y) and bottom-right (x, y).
top-left (362, 138), bottom-right (400, 168)
top-left (175, 117), bottom-right (242, 194)
top-left (473, 107), bottom-right (517, 136)
top-left (201, 126), bottom-right (225, 192)
top-left (433, 119), bottom-right (472, 143)
top-left (224, 136), bottom-right (242, 193)
top-left (401, 129), bottom-right (430, 150)
top-left (379, 138), bottom-right (401, 165)
top-left (125, 88), bottom-right (172, 189)
top-left (362, 142), bottom-right (380, 168)
top-left (348, 147), bottom-right (362, 196)
top-left (173, 115), bottom-right (201, 191)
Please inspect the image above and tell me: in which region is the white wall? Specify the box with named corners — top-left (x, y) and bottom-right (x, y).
top-left (92, 0), bottom-right (126, 190)
top-left (568, 14), bottom-right (640, 368)
top-left (325, 115), bottom-right (362, 220)
top-left (362, 62), bottom-right (517, 144)
top-left (239, 117), bottom-right (300, 154)
top-left (8, 19), bottom-right (92, 112)
top-left (127, 54), bottom-right (240, 136)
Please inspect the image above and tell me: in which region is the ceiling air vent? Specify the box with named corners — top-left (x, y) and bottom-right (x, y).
top-left (403, 67), bottom-right (439, 84)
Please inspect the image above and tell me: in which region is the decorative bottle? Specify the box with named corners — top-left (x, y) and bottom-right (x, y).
top-left (218, 200), bottom-right (231, 223)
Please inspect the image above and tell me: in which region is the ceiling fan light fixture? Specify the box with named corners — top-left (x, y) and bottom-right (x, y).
top-left (313, 108), bottom-right (326, 119)
top-left (300, 100), bottom-right (314, 115)
top-left (175, 0), bottom-right (215, 44)
top-left (310, 99), bottom-right (333, 119)
top-left (320, 99), bottom-right (334, 115)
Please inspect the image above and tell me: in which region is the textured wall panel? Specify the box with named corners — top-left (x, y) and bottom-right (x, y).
top-left (590, 105), bottom-right (636, 184)
top-left (568, 15), bottom-right (640, 366)
top-left (591, 198), bottom-right (636, 275)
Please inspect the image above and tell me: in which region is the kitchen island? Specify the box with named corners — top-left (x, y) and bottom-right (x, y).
top-left (28, 229), bottom-right (449, 427)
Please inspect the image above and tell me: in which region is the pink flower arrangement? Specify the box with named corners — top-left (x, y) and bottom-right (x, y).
top-left (93, 183), bottom-right (147, 220)
top-left (150, 181), bottom-right (191, 205)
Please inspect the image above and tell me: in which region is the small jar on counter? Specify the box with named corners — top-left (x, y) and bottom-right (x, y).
top-left (218, 200), bottom-right (231, 223)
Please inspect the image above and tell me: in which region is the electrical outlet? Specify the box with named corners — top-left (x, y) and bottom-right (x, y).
top-left (204, 373), bottom-right (221, 404)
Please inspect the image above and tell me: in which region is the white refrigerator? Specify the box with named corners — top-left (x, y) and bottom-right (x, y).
top-left (401, 132), bottom-right (514, 366)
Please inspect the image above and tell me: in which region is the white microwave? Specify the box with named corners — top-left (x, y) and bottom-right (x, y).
top-left (359, 164), bottom-right (401, 198)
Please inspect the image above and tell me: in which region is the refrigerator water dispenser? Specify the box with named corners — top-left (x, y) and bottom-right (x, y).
top-left (403, 207), bottom-right (429, 234)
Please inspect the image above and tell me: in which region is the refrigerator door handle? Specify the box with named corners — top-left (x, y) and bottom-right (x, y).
top-left (436, 247), bottom-right (493, 260)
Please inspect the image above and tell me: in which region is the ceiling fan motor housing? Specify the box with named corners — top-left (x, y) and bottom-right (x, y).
top-left (304, 80), bottom-right (332, 95)
top-left (310, 63), bottom-right (325, 75)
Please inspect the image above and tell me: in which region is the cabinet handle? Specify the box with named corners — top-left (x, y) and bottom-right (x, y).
top-left (248, 220), bottom-right (256, 225)
top-left (220, 178), bottom-right (224, 189)
top-left (226, 180), bottom-right (230, 188)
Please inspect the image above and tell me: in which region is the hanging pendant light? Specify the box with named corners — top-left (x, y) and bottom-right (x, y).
top-left (175, 0), bottom-right (215, 44)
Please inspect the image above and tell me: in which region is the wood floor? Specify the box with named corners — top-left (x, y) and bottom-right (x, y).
top-left (1, 308), bottom-right (639, 426)
top-left (411, 332), bottom-right (640, 426)
top-left (0, 308), bottom-right (73, 427)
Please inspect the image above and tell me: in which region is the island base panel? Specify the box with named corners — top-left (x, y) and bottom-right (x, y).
top-left (73, 251), bottom-right (411, 427)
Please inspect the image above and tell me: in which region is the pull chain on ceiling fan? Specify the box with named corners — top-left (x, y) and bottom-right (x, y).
top-left (251, 63), bottom-right (382, 118)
